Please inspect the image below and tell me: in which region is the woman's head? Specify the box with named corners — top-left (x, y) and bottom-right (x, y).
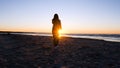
top-left (53, 13), bottom-right (59, 20)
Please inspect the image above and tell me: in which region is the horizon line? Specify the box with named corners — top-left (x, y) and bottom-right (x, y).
top-left (0, 31), bottom-right (120, 34)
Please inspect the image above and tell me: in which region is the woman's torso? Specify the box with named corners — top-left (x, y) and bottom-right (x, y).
top-left (52, 19), bottom-right (61, 34)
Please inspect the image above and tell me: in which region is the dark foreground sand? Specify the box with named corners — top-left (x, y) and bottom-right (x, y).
top-left (0, 34), bottom-right (120, 68)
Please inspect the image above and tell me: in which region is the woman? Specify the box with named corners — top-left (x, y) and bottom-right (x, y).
top-left (52, 14), bottom-right (62, 48)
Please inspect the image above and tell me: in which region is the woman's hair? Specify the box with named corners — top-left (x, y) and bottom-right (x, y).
top-left (53, 14), bottom-right (59, 20)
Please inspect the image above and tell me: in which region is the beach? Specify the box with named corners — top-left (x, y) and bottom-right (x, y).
top-left (0, 34), bottom-right (120, 68)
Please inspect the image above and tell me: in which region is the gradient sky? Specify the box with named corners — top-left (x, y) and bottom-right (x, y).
top-left (0, 0), bottom-right (120, 34)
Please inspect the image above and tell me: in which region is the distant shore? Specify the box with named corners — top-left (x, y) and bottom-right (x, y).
top-left (0, 34), bottom-right (120, 68)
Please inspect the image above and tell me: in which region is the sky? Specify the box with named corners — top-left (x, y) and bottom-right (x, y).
top-left (0, 0), bottom-right (120, 34)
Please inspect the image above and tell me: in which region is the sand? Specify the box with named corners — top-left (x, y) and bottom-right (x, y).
top-left (0, 34), bottom-right (120, 68)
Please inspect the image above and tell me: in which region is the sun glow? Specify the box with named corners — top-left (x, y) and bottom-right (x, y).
top-left (58, 29), bottom-right (62, 37)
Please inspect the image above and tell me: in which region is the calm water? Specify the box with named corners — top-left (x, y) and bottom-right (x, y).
top-left (66, 34), bottom-right (120, 42)
top-left (9, 33), bottom-right (120, 42)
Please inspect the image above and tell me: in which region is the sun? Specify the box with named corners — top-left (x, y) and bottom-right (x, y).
top-left (58, 29), bottom-right (62, 34)
top-left (58, 29), bottom-right (67, 37)
top-left (58, 29), bottom-right (62, 37)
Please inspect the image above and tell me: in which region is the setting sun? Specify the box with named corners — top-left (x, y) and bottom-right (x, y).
top-left (58, 29), bottom-right (62, 37)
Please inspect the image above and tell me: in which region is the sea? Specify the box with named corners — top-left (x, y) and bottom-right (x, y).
top-left (8, 32), bottom-right (120, 42)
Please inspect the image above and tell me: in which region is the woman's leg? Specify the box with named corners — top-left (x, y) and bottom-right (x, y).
top-left (53, 34), bottom-right (59, 47)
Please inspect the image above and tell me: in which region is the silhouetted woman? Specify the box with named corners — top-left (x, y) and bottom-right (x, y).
top-left (52, 14), bottom-right (62, 48)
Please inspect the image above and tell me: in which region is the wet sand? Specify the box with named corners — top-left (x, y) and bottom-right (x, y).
top-left (0, 34), bottom-right (120, 68)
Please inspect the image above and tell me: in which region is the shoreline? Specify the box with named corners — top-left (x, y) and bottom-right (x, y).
top-left (0, 34), bottom-right (120, 68)
top-left (1, 32), bottom-right (120, 43)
